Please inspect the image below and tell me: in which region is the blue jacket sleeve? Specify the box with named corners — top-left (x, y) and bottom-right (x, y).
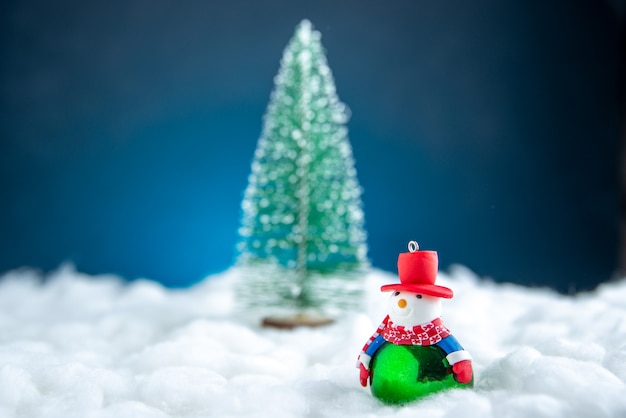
top-left (436, 335), bottom-right (464, 355)
top-left (365, 334), bottom-right (386, 357)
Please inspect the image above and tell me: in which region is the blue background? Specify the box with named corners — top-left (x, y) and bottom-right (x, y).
top-left (1, 0), bottom-right (624, 291)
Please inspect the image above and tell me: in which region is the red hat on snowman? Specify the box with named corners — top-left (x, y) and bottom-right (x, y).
top-left (380, 241), bottom-right (453, 299)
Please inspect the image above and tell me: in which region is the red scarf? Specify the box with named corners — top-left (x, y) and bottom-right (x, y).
top-left (382, 316), bottom-right (450, 346)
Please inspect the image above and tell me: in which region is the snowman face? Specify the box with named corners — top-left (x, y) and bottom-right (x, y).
top-left (387, 290), bottom-right (442, 327)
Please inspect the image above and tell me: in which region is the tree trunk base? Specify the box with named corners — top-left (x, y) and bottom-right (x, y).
top-left (261, 313), bottom-right (334, 329)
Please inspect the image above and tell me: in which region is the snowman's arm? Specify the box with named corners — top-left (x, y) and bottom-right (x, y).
top-left (436, 335), bottom-right (472, 366)
top-left (357, 316), bottom-right (389, 369)
top-left (365, 334), bottom-right (386, 356)
top-left (357, 335), bottom-right (385, 369)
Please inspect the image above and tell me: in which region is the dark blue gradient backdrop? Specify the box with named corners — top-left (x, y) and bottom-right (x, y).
top-left (1, 1), bottom-right (624, 290)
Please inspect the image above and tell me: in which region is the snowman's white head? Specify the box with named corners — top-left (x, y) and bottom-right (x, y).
top-left (387, 290), bottom-right (442, 328)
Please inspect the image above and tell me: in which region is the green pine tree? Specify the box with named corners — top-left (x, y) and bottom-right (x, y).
top-left (237, 20), bottom-right (369, 312)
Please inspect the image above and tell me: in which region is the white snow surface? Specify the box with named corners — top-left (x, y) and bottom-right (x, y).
top-left (1, 265), bottom-right (626, 418)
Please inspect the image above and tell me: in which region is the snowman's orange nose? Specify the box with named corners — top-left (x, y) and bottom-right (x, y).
top-left (397, 299), bottom-right (407, 309)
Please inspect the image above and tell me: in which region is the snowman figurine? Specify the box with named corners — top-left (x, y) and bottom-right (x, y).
top-left (357, 241), bottom-right (473, 404)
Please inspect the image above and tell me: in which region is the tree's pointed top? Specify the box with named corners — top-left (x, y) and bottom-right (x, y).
top-left (296, 19), bottom-right (314, 44)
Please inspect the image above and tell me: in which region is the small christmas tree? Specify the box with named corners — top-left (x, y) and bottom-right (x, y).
top-left (237, 20), bottom-right (368, 317)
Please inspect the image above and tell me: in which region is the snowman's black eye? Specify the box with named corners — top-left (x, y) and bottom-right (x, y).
top-left (393, 291), bottom-right (400, 296)
top-left (416, 294), bottom-right (423, 299)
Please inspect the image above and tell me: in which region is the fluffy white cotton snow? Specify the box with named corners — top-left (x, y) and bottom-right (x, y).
top-left (0, 264), bottom-right (625, 418)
